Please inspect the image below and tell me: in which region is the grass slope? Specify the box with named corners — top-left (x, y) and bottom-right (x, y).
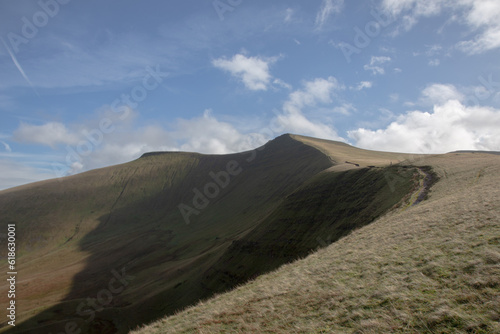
top-left (133, 152), bottom-right (500, 333)
top-left (200, 166), bottom-right (418, 295)
top-left (0, 134), bottom-right (446, 333)
top-left (291, 134), bottom-right (419, 171)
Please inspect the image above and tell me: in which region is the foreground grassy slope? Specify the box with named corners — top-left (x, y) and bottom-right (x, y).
top-left (133, 152), bottom-right (500, 333)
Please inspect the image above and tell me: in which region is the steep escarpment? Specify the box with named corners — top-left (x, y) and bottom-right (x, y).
top-left (199, 165), bottom-right (419, 294)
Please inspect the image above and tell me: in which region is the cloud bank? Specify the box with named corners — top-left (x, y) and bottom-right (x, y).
top-left (349, 99), bottom-right (500, 153)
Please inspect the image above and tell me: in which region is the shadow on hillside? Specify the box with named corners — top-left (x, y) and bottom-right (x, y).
top-left (5, 135), bottom-right (335, 333)
top-left (4, 136), bottom-right (433, 334)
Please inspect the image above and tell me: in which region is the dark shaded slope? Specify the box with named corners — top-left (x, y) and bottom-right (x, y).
top-left (200, 166), bottom-right (420, 293)
top-left (1, 134), bottom-right (334, 334)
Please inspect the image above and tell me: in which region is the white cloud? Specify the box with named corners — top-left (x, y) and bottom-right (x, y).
top-left (428, 59), bottom-right (440, 66)
top-left (382, 0), bottom-right (445, 18)
top-left (9, 109), bottom-right (174, 177)
top-left (364, 56), bottom-right (392, 75)
top-left (315, 0), bottom-right (344, 29)
top-left (13, 122), bottom-right (80, 148)
top-left (212, 54), bottom-right (278, 91)
top-left (275, 77), bottom-right (344, 140)
top-left (420, 83), bottom-right (464, 105)
top-left (457, 25), bottom-right (500, 54)
top-left (173, 110), bottom-right (266, 154)
top-left (273, 78), bottom-right (293, 90)
top-left (79, 124), bottom-right (176, 172)
top-left (276, 112), bottom-right (339, 140)
top-left (457, 0), bottom-right (500, 54)
top-left (382, 0), bottom-right (500, 54)
top-left (284, 8), bottom-right (294, 22)
top-left (332, 103), bottom-right (356, 115)
top-left (285, 77), bottom-right (342, 110)
top-left (349, 90), bottom-right (500, 153)
top-left (11, 108), bottom-right (273, 178)
top-left (425, 44), bottom-right (443, 56)
top-left (0, 141), bottom-right (11, 152)
top-left (352, 81), bottom-right (373, 90)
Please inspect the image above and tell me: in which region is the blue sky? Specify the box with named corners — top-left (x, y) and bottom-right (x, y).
top-left (1, 0), bottom-right (500, 190)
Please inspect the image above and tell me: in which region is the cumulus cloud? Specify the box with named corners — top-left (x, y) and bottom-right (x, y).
top-left (316, 0), bottom-right (344, 29)
top-left (420, 83), bottom-right (464, 105)
top-left (382, 0), bottom-right (500, 54)
top-left (349, 99), bottom-right (500, 153)
top-left (364, 56), bottom-right (392, 75)
top-left (13, 122), bottom-right (80, 148)
top-left (212, 54), bottom-right (279, 91)
top-left (173, 78), bottom-right (345, 152)
top-left (275, 77), bottom-right (344, 140)
top-left (286, 77), bottom-right (341, 108)
top-left (173, 109), bottom-right (267, 154)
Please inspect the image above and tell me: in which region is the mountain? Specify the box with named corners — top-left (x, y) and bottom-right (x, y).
top-left (133, 143), bottom-right (500, 333)
top-left (0, 134), bottom-right (479, 333)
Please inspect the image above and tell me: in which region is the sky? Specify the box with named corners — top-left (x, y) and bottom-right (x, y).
top-left (0, 0), bottom-right (500, 190)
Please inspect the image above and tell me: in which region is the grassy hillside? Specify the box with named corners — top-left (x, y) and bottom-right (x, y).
top-left (133, 152), bottom-right (500, 333)
top-left (0, 134), bottom-right (424, 334)
top-left (0, 134), bottom-right (450, 333)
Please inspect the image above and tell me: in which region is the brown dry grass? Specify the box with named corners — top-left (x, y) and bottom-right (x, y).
top-left (132, 152), bottom-right (500, 333)
top-left (292, 134), bottom-right (425, 170)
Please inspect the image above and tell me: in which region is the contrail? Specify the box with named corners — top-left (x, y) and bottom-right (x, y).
top-left (0, 37), bottom-right (39, 96)
top-left (0, 140), bottom-right (12, 152)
